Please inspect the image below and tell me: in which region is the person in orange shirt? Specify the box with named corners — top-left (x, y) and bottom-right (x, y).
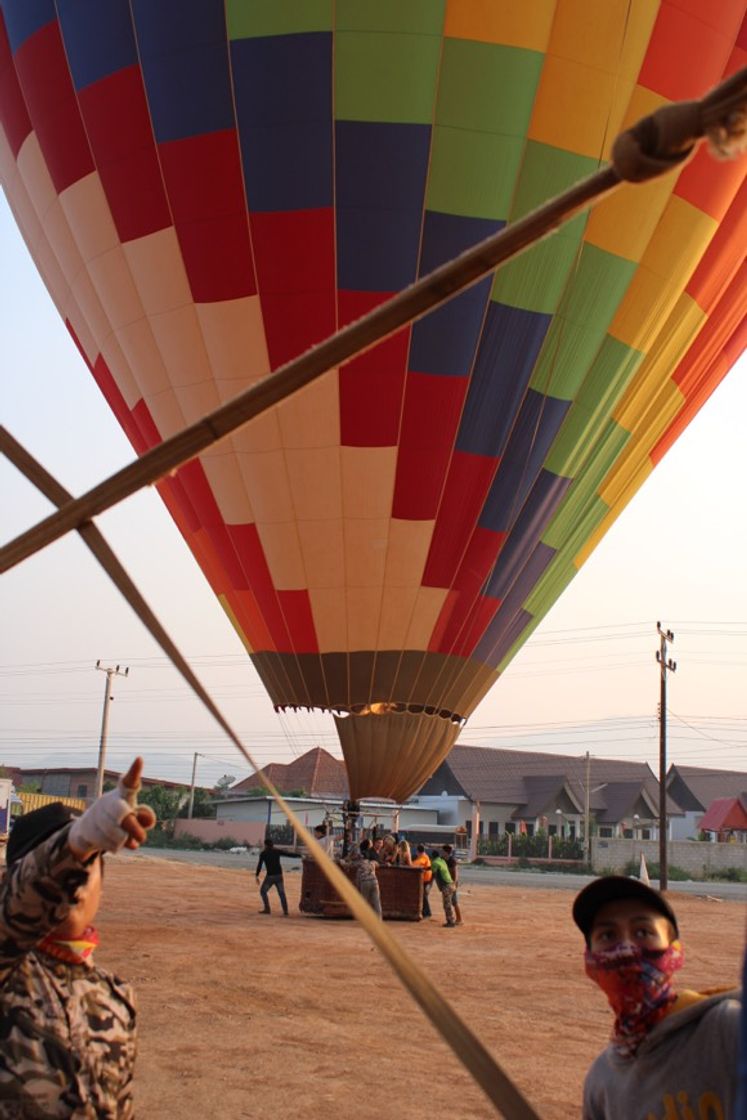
top-left (412, 844), bottom-right (433, 919)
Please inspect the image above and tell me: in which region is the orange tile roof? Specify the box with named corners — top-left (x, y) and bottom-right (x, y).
top-left (232, 747), bottom-right (348, 797)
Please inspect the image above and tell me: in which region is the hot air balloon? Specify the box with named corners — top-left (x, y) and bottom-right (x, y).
top-left (1, 1), bottom-right (745, 804)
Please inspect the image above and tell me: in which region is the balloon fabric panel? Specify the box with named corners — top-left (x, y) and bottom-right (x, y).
top-left (1, 0), bottom-right (745, 799)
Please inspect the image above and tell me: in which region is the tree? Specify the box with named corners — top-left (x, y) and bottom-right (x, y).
top-left (177, 787), bottom-right (216, 819)
top-left (0, 764), bottom-right (9, 779)
top-left (17, 780), bottom-right (41, 794)
top-left (138, 784), bottom-right (186, 822)
top-left (213, 775), bottom-right (236, 796)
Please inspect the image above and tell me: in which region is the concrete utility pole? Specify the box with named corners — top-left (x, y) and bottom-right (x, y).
top-left (187, 751), bottom-right (203, 819)
top-left (656, 623), bottom-right (677, 891)
top-left (584, 751), bottom-right (591, 867)
top-left (94, 661), bottom-right (129, 799)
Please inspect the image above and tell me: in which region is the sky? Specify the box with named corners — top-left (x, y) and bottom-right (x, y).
top-left (2, 192), bottom-right (746, 791)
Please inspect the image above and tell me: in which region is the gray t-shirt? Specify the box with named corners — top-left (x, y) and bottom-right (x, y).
top-left (583, 989), bottom-right (741, 1120)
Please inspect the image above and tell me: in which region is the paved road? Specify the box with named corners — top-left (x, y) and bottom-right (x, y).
top-left (128, 847), bottom-right (747, 901)
top-left (459, 866), bottom-right (747, 901)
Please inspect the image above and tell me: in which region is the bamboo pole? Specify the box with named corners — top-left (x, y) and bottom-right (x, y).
top-left (1, 426), bottom-right (541, 1119)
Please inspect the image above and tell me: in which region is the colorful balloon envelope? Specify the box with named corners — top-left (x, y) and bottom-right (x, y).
top-left (1, 1), bottom-right (745, 801)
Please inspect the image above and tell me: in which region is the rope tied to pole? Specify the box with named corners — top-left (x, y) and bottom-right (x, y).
top-left (612, 65), bottom-right (747, 181)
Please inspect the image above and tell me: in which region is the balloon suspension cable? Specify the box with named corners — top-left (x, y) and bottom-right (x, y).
top-left (0, 426), bottom-right (541, 1120)
top-left (1, 67), bottom-right (745, 578)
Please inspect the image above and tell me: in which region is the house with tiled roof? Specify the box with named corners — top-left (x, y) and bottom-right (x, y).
top-left (217, 746), bottom-right (438, 837)
top-left (414, 744), bottom-right (681, 846)
top-left (231, 747), bottom-right (349, 798)
top-left (666, 764), bottom-right (747, 839)
top-left (697, 796), bottom-right (747, 841)
top-left (9, 765), bottom-right (205, 802)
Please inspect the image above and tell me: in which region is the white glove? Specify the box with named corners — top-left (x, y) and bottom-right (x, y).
top-left (69, 769), bottom-right (143, 855)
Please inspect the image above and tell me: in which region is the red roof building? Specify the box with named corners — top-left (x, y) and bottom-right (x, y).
top-left (231, 747), bottom-right (348, 798)
top-left (697, 795), bottom-right (747, 837)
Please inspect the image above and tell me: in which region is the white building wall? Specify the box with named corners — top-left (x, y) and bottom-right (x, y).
top-left (217, 798), bottom-right (438, 830)
top-left (413, 794), bottom-right (463, 824)
top-left (670, 810), bottom-right (702, 840)
top-left (413, 795), bottom-right (532, 834)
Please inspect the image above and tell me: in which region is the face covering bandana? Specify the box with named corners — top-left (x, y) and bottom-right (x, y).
top-left (584, 940), bottom-right (684, 1057)
top-left (38, 926), bottom-right (100, 966)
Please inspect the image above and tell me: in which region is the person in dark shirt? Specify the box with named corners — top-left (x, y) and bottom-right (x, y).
top-left (255, 838), bottom-right (296, 916)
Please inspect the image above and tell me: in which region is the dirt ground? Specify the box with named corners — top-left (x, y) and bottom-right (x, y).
top-left (98, 855), bottom-right (744, 1120)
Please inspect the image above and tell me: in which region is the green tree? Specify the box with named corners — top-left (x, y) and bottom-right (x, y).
top-left (138, 784), bottom-right (186, 821)
top-left (177, 787), bottom-right (216, 819)
top-left (213, 775), bottom-right (236, 796)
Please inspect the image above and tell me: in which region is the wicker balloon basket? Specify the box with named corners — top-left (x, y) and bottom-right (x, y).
top-left (299, 858), bottom-right (423, 920)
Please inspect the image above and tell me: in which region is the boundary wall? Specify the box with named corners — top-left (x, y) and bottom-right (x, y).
top-left (172, 818), bottom-right (266, 846)
top-left (592, 836), bottom-right (747, 876)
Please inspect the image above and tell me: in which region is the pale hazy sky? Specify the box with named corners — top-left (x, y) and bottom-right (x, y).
top-left (2, 194), bottom-right (746, 789)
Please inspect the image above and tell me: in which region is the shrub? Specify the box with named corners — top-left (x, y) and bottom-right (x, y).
top-left (704, 866), bottom-right (747, 883)
top-left (622, 859), bottom-right (690, 881)
top-left (477, 830), bottom-right (584, 859)
top-left (267, 824), bottom-right (294, 845)
top-left (145, 828), bottom-right (203, 850)
top-left (209, 836), bottom-right (242, 851)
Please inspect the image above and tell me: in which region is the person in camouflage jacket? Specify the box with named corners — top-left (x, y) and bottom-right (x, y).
top-left (0, 758), bottom-right (156, 1119)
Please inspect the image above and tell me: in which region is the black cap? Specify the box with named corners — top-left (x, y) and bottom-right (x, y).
top-left (572, 876), bottom-right (679, 944)
top-left (7, 803), bottom-right (74, 864)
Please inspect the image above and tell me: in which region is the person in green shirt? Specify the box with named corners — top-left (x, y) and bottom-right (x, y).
top-left (429, 851), bottom-right (456, 927)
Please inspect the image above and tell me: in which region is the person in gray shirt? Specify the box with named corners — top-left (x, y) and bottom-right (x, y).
top-left (573, 876), bottom-right (740, 1120)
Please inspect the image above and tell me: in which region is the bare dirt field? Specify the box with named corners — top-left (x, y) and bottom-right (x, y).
top-left (99, 855), bottom-right (744, 1119)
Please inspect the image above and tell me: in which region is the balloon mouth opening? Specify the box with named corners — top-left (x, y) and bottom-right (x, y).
top-left (274, 701), bottom-right (465, 724)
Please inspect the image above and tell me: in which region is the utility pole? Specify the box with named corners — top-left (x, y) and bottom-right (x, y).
top-left (94, 661), bottom-right (129, 799)
top-left (656, 623), bottom-right (676, 891)
top-left (584, 751), bottom-right (591, 868)
top-left (187, 752), bottom-right (203, 819)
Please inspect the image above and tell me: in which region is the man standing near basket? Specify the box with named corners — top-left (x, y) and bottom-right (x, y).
top-left (430, 850), bottom-right (457, 928)
top-left (344, 839), bottom-right (382, 918)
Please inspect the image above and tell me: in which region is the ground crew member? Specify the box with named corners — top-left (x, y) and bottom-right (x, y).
top-left (412, 844), bottom-right (433, 918)
top-left (430, 850), bottom-right (457, 927)
top-left (442, 843), bottom-right (463, 926)
top-left (255, 837), bottom-right (297, 915)
top-left (343, 839), bottom-right (382, 918)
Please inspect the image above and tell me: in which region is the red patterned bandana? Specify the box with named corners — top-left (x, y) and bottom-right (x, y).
top-left (584, 940), bottom-right (685, 1057)
top-left (38, 925), bottom-right (100, 966)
